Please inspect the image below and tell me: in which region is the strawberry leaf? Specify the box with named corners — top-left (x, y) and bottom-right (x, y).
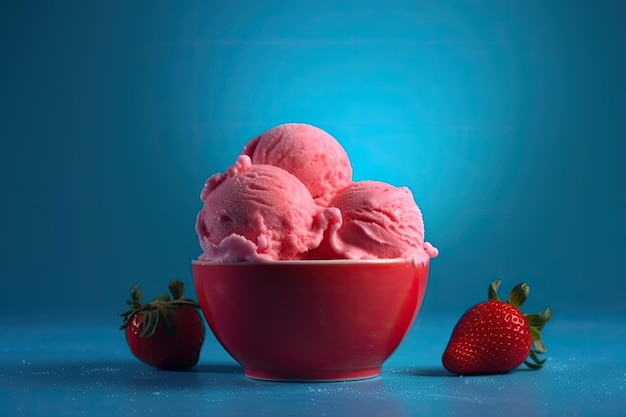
top-left (528, 347), bottom-right (546, 365)
top-left (140, 310), bottom-right (159, 338)
top-left (488, 280), bottom-right (501, 301)
top-left (524, 359), bottom-right (543, 370)
top-left (533, 339), bottom-right (547, 354)
top-left (522, 304), bottom-right (551, 370)
top-left (120, 280), bottom-right (202, 338)
top-left (508, 283), bottom-right (529, 308)
top-left (131, 284), bottom-right (142, 302)
top-left (529, 324), bottom-right (541, 342)
top-left (526, 307), bottom-right (553, 330)
top-left (159, 307), bottom-right (177, 338)
top-left (169, 279), bottom-right (185, 300)
top-left (127, 284), bottom-right (143, 310)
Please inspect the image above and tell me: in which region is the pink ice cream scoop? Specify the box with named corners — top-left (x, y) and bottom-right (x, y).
top-left (242, 123), bottom-right (353, 206)
top-left (196, 155), bottom-right (341, 262)
top-left (309, 180), bottom-right (438, 263)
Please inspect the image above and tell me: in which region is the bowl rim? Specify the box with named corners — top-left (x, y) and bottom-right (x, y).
top-left (192, 258), bottom-right (429, 266)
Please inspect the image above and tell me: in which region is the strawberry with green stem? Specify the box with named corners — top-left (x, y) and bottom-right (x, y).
top-left (120, 279), bottom-right (205, 370)
top-left (442, 280), bottom-right (552, 375)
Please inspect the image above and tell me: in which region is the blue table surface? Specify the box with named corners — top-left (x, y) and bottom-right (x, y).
top-left (1, 314), bottom-right (624, 417)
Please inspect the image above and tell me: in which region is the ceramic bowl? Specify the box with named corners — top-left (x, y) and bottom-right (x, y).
top-left (192, 259), bottom-right (430, 381)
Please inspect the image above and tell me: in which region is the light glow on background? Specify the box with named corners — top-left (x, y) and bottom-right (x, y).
top-left (1, 0), bottom-right (624, 319)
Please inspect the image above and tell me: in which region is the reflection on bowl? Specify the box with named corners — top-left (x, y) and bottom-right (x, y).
top-left (192, 259), bottom-right (430, 382)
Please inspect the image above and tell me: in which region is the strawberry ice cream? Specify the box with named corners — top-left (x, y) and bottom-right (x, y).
top-left (308, 180), bottom-right (438, 263)
top-left (196, 155), bottom-right (341, 262)
top-left (195, 123), bottom-right (437, 263)
top-left (242, 123), bottom-right (352, 206)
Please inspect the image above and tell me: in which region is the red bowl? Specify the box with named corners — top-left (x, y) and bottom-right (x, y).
top-left (192, 259), bottom-right (429, 381)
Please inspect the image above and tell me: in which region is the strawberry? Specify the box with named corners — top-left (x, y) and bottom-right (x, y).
top-left (442, 280), bottom-right (552, 376)
top-left (119, 279), bottom-right (205, 370)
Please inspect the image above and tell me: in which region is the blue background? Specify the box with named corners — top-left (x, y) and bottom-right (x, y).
top-left (2, 2), bottom-right (626, 417)
top-left (1, 0), bottom-right (625, 322)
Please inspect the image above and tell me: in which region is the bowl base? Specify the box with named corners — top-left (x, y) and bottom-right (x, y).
top-left (243, 367), bottom-right (381, 382)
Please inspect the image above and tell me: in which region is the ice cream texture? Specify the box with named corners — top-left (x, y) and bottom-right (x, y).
top-left (309, 180), bottom-right (439, 262)
top-left (196, 155), bottom-right (341, 262)
top-left (195, 123), bottom-right (437, 263)
top-left (242, 123), bottom-right (352, 206)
